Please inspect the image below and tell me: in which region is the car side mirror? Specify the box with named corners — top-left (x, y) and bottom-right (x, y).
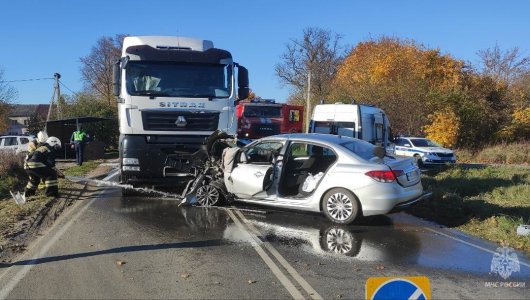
top-left (404, 143), bottom-right (411, 147)
top-left (239, 151), bottom-right (248, 164)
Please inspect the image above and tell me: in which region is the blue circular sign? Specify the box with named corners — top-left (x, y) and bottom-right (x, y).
top-left (372, 279), bottom-right (427, 300)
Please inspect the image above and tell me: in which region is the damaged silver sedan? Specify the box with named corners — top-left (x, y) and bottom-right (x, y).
top-left (192, 132), bottom-right (430, 224)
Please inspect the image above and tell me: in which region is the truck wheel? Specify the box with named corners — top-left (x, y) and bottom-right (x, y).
top-left (321, 188), bottom-right (359, 224)
top-left (196, 185), bottom-right (222, 206)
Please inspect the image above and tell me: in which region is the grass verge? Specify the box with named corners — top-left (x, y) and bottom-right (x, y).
top-left (457, 142), bottom-right (530, 164)
top-left (409, 165), bottom-right (530, 255)
top-left (0, 159), bottom-right (100, 245)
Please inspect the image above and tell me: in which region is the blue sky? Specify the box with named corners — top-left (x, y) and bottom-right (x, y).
top-left (1, 0), bottom-right (529, 104)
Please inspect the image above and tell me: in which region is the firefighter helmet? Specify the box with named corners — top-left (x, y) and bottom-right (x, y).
top-left (37, 131), bottom-right (49, 143)
top-left (46, 137), bottom-right (62, 150)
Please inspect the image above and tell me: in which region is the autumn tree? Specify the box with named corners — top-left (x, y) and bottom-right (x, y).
top-left (423, 109), bottom-right (460, 148)
top-left (331, 37), bottom-right (465, 136)
top-left (0, 68), bottom-right (17, 133)
top-left (275, 27), bottom-right (346, 108)
top-left (80, 34), bottom-right (127, 107)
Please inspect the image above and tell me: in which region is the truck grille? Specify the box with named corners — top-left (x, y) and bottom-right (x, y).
top-left (251, 123), bottom-right (280, 137)
top-left (435, 153), bottom-right (453, 158)
top-left (142, 111), bottom-right (219, 131)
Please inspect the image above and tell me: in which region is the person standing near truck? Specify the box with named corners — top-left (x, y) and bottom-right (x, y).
top-left (70, 127), bottom-right (89, 166)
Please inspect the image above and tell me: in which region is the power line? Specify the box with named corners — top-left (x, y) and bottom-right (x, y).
top-left (0, 77), bottom-right (54, 83)
top-left (58, 80), bottom-right (78, 95)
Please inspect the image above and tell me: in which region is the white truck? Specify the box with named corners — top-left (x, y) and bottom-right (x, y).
top-left (112, 36), bottom-right (249, 188)
top-left (309, 103), bottom-right (391, 147)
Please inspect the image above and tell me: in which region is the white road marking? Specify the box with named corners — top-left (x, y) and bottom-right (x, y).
top-left (408, 287), bottom-right (424, 300)
top-left (225, 209), bottom-right (304, 299)
top-left (424, 227), bottom-right (530, 268)
top-left (0, 171), bottom-right (119, 300)
top-left (235, 210), bottom-right (323, 300)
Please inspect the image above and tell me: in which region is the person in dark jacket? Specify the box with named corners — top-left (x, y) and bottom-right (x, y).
top-left (24, 137), bottom-right (63, 198)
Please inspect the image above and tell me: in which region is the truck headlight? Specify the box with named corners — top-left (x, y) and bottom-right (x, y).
top-left (122, 158), bottom-right (139, 165)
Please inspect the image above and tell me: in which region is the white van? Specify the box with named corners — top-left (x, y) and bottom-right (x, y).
top-left (309, 103), bottom-right (391, 147)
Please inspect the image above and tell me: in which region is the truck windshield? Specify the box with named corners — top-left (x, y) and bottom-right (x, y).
top-left (126, 62), bottom-right (232, 98)
top-left (243, 106), bottom-right (282, 118)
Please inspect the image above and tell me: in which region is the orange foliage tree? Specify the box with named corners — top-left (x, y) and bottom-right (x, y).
top-left (423, 109), bottom-right (460, 148)
top-left (331, 37), bottom-right (465, 136)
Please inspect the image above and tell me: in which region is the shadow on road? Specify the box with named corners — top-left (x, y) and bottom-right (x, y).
top-left (0, 239), bottom-right (221, 268)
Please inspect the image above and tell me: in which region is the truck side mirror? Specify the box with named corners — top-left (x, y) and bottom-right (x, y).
top-left (112, 60), bottom-right (121, 97)
top-left (237, 66), bottom-right (249, 102)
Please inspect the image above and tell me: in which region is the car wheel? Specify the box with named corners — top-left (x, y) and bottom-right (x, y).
top-left (319, 226), bottom-right (361, 257)
top-left (196, 184), bottom-right (221, 206)
top-left (322, 188), bottom-right (359, 224)
top-left (414, 154), bottom-right (423, 168)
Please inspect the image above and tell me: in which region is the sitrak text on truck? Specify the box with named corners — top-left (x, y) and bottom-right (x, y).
top-left (112, 36), bottom-right (249, 189)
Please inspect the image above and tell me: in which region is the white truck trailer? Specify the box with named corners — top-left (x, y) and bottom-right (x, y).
top-left (112, 36), bottom-right (249, 188)
top-left (309, 103), bottom-right (391, 147)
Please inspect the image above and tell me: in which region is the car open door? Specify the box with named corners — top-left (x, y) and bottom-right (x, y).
top-left (224, 141), bottom-right (284, 199)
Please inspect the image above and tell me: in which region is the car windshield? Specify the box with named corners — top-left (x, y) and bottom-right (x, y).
top-left (410, 138), bottom-right (441, 147)
top-left (243, 106), bottom-right (282, 118)
top-left (126, 62), bottom-right (232, 98)
top-left (340, 140), bottom-right (376, 161)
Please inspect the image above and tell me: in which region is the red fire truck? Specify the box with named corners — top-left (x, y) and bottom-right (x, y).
top-left (236, 99), bottom-right (304, 139)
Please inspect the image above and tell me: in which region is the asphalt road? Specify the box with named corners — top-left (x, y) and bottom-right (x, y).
top-left (0, 171), bottom-right (529, 299)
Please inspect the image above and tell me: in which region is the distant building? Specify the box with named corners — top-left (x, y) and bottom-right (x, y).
top-left (3, 104), bottom-right (49, 135)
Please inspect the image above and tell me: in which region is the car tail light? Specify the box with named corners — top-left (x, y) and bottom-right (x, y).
top-left (365, 170), bottom-right (404, 183)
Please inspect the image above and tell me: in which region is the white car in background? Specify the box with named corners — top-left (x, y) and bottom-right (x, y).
top-left (393, 137), bottom-right (456, 167)
top-left (0, 135), bottom-right (34, 154)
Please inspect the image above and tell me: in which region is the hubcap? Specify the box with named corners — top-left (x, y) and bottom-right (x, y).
top-left (196, 185), bottom-right (220, 206)
top-left (326, 192), bottom-right (353, 221)
top-left (326, 228), bottom-right (353, 254)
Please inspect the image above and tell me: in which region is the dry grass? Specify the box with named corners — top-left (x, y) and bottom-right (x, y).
top-left (456, 142), bottom-right (530, 165)
top-left (0, 151), bottom-right (27, 197)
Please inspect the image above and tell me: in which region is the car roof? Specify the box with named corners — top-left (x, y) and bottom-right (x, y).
top-left (261, 133), bottom-right (359, 145)
top-left (399, 137), bottom-right (428, 140)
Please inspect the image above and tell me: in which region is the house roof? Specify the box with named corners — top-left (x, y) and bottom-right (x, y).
top-left (9, 104), bottom-right (50, 117)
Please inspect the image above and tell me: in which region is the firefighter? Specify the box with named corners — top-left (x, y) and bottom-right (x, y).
top-left (24, 137), bottom-right (63, 198)
top-left (27, 131), bottom-right (48, 154)
top-left (27, 131), bottom-right (49, 190)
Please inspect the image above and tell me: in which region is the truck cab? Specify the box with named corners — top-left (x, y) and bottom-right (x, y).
top-left (113, 36), bottom-right (248, 187)
top-left (236, 100), bottom-right (304, 139)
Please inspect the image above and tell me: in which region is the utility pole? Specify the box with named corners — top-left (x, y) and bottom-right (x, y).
top-left (54, 73), bottom-right (62, 119)
top-left (44, 73), bottom-right (61, 132)
top-left (305, 70), bottom-right (311, 133)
